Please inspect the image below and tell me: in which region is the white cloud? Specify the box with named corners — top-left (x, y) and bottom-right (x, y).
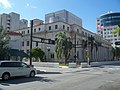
top-left (26, 3), bottom-right (37, 9)
top-left (26, 3), bottom-right (29, 7)
top-left (32, 6), bottom-right (37, 8)
top-left (0, 0), bottom-right (11, 8)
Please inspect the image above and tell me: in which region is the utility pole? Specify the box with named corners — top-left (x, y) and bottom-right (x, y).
top-left (74, 33), bottom-right (77, 62)
top-left (30, 20), bottom-right (33, 66)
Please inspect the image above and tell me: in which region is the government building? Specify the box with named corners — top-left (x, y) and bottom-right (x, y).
top-left (14, 10), bottom-right (113, 63)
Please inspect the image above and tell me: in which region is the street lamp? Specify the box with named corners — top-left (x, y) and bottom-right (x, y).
top-left (47, 46), bottom-right (50, 62)
top-left (30, 20), bottom-right (33, 66)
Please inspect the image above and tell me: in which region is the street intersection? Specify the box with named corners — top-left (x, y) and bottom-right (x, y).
top-left (0, 64), bottom-right (120, 90)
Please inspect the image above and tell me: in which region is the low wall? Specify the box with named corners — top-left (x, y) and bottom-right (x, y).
top-left (91, 61), bottom-right (120, 67)
top-left (25, 62), bottom-right (59, 68)
top-left (80, 62), bottom-right (88, 68)
top-left (69, 63), bottom-right (76, 68)
top-left (80, 61), bottom-right (120, 68)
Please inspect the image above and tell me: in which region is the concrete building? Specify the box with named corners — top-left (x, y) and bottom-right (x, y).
top-left (32, 19), bottom-right (44, 26)
top-left (15, 10), bottom-right (113, 63)
top-left (17, 10), bottom-right (112, 62)
top-left (6, 32), bottom-right (24, 60)
top-left (45, 10), bottom-right (82, 26)
top-left (7, 32), bottom-right (23, 50)
top-left (97, 12), bottom-right (120, 47)
top-left (19, 19), bottom-right (28, 29)
top-left (0, 12), bottom-right (28, 32)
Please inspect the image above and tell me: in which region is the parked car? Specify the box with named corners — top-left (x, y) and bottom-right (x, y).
top-left (0, 61), bottom-right (37, 80)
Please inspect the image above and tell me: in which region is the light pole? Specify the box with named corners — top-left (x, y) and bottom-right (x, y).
top-left (47, 46), bottom-right (50, 62)
top-left (74, 33), bottom-right (77, 62)
top-left (30, 20), bottom-right (33, 66)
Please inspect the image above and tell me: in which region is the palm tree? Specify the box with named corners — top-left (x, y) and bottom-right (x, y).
top-left (87, 36), bottom-right (98, 65)
top-left (0, 26), bottom-right (10, 60)
top-left (55, 31), bottom-right (72, 64)
top-left (113, 47), bottom-right (120, 60)
top-left (113, 26), bottom-right (120, 36)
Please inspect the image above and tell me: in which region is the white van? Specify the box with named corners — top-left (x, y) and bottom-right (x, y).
top-left (0, 61), bottom-right (37, 80)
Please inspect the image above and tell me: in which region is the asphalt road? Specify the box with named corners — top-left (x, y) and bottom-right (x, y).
top-left (0, 65), bottom-right (120, 90)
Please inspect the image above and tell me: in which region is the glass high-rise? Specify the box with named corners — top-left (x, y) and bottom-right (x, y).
top-left (97, 12), bottom-right (120, 46)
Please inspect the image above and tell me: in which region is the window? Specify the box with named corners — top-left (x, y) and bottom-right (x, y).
top-left (82, 31), bottom-right (84, 35)
top-left (26, 50), bottom-right (29, 54)
top-left (51, 53), bottom-right (54, 58)
top-left (21, 62), bottom-right (28, 68)
top-left (114, 39), bottom-right (117, 40)
top-left (67, 27), bottom-right (69, 31)
top-left (22, 31), bottom-right (24, 34)
top-left (34, 28), bottom-right (36, 32)
top-left (0, 62), bottom-right (21, 67)
top-left (108, 35), bottom-right (110, 38)
top-left (104, 29), bottom-right (106, 31)
top-left (27, 41), bottom-right (29, 46)
top-left (55, 25), bottom-right (58, 29)
top-left (63, 25), bottom-right (65, 29)
top-left (27, 30), bottom-right (29, 34)
top-left (114, 35), bottom-right (117, 37)
top-left (22, 42), bottom-right (24, 46)
top-left (36, 42), bottom-right (38, 46)
top-left (77, 29), bottom-right (79, 32)
top-left (39, 28), bottom-right (41, 31)
top-left (85, 32), bottom-right (87, 36)
top-left (22, 31), bottom-right (25, 34)
top-left (104, 32), bottom-right (106, 34)
top-left (107, 28), bottom-right (112, 30)
top-left (49, 26), bottom-right (51, 30)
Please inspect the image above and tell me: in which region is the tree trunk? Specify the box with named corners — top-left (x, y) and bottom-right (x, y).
top-left (64, 59), bottom-right (67, 65)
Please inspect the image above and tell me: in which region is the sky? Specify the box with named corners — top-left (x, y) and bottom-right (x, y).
top-left (0, 0), bottom-right (120, 33)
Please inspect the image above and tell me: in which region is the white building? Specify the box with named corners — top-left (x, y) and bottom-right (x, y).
top-left (96, 12), bottom-right (120, 47)
top-left (7, 32), bottom-right (23, 50)
top-left (6, 32), bottom-right (25, 60)
top-left (16, 22), bottom-right (112, 62)
top-left (0, 12), bottom-right (28, 32)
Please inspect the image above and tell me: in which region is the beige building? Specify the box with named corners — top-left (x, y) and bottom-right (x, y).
top-left (16, 21), bottom-right (113, 63)
top-left (15, 10), bottom-right (113, 63)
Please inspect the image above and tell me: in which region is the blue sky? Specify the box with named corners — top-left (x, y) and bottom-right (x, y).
top-left (0, 0), bottom-right (120, 32)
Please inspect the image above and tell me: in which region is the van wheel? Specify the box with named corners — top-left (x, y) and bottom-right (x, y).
top-left (30, 71), bottom-right (35, 77)
top-left (2, 73), bottom-right (10, 80)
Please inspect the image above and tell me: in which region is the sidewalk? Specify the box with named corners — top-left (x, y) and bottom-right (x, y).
top-left (35, 66), bottom-right (92, 73)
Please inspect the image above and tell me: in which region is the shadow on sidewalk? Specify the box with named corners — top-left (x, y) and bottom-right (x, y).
top-left (37, 70), bottom-right (62, 74)
top-left (0, 76), bottom-right (56, 86)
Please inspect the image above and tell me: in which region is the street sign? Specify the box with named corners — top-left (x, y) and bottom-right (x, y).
top-left (115, 41), bottom-right (120, 45)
